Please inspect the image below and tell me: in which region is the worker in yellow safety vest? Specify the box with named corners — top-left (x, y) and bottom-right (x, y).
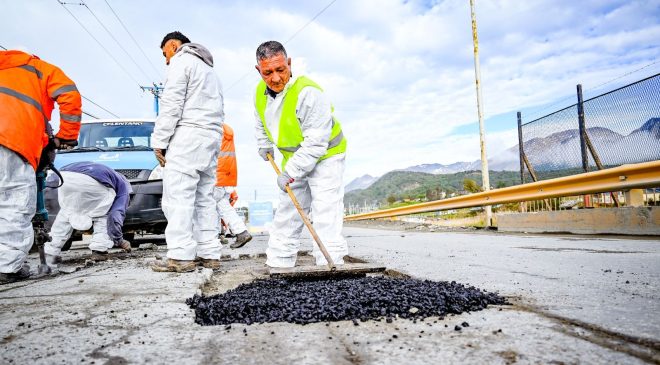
top-left (253, 41), bottom-right (347, 268)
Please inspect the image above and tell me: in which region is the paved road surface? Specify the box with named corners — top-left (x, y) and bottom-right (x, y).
top-left (0, 226), bottom-right (657, 364)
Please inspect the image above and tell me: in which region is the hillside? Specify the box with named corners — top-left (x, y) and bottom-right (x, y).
top-left (345, 174), bottom-right (378, 192)
top-left (344, 170), bottom-right (519, 206)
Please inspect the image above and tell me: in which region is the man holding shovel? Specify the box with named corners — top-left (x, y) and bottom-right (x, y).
top-left (253, 41), bottom-right (348, 268)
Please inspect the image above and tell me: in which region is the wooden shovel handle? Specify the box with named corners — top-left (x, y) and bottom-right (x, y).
top-left (267, 153), bottom-right (336, 270)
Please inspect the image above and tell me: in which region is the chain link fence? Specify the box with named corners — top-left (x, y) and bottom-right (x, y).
top-left (518, 73), bottom-right (660, 182)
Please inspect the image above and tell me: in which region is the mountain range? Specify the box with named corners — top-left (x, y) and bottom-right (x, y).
top-left (345, 117), bottom-right (660, 192)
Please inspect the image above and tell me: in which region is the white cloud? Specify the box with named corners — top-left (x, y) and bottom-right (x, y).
top-left (3, 0), bottom-right (658, 192)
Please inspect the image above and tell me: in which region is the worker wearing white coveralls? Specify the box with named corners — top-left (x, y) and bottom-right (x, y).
top-left (254, 41), bottom-right (348, 268)
top-left (151, 32), bottom-right (224, 271)
top-left (45, 162), bottom-right (132, 261)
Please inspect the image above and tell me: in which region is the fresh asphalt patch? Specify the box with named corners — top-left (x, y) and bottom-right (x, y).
top-left (187, 276), bottom-right (508, 326)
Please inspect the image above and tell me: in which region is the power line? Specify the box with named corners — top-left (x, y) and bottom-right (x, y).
top-left (57, 0), bottom-right (142, 88)
top-left (82, 95), bottom-right (120, 118)
top-left (525, 58), bottom-right (660, 121)
top-left (1, 45), bottom-right (116, 120)
top-left (82, 110), bottom-right (100, 119)
top-left (225, 0), bottom-right (338, 93)
top-left (283, 0), bottom-right (337, 44)
top-left (103, 0), bottom-right (162, 80)
top-left (587, 58), bottom-right (660, 94)
top-left (80, 1), bottom-right (153, 82)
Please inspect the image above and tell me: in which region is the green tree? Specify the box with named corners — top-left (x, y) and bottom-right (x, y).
top-left (387, 194), bottom-right (396, 204)
top-left (463, 178), bottom-right (481, 193)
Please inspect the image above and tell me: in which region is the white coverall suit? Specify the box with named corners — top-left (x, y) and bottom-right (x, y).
top-left (255, 75), bottom-right (348, 267)
top-left (214, 187), bottom-right (247, 234)
top-left (0, 145), bottom-right (36, 273)
top-left (46, 172), bottom-right (117, 256)
top-left (151, 43), bottom-right (224, 261)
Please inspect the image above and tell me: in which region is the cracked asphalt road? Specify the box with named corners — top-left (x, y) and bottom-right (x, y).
top-left (1, 226), bottom-right (658, 364)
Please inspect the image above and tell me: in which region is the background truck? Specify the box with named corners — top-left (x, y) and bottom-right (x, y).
top-left (45, 119), bottom-right (166, 248)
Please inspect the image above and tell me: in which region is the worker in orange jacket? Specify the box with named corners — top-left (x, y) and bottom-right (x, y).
top-left (214, 123), bottom-right (252, 249)
top-left (0, 50), bottom-right (81, 283)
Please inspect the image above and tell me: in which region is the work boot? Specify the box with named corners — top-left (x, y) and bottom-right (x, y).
top-left (114, 239), bottom-right (132, 253)
top-left (91, 250), bottom-right (109, 262)
top-left (219, 234), bottom-right (229, 245)
top-left (230, 230), bottom-right (252, 249)
top-left (151, 258), bottom-right (196, 273)
top-left (195, 257), bottom-right (221, 270)
top-left (46, 254), bottom-right (62, 266)
top-left (0, 264), bottom-right (31, 284)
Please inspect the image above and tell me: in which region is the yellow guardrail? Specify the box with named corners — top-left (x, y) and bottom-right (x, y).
top-left (344, 160), bottom-right (660, 221)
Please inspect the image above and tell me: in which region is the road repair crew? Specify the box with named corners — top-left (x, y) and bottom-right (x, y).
top-left (0, 49), bottom-right (81, 283)
top-left (45, 162), bottom-right (132, 264)
top-left (253, 41), bottom-right (348, 268)
top-left (150, 31), bottom-right (224, 272)
top-left (214, 122), bottom-right (252, 249)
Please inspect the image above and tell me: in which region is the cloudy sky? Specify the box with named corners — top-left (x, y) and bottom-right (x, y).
top-left (3, 0), bottom-right (659, 203)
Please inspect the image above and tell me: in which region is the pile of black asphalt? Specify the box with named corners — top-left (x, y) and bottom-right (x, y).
top-left (187, 276), bottom-right (508, 326)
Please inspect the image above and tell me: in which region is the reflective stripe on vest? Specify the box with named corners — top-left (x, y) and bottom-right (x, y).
top-left (255, 76), bottom-right (346, 169)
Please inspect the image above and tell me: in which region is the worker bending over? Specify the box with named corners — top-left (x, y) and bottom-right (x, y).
top-left (45, 162), bottom-right (132, 263)
top-left (253, 41), bottom-right (348, 268)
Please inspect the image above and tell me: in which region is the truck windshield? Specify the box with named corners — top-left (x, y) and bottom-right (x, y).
top-left (76, 121), bottom-right (155, 151)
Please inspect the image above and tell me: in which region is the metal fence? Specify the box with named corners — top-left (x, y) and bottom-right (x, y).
top-left (517, 73), bottom-right (660, 183)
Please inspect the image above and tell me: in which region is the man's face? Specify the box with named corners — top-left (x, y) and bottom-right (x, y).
top-left (255, 53), bottom-right (291, 93)
top-left (161, 40), bottom-right (179, 65)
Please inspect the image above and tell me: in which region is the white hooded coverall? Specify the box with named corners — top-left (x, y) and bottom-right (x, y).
top-left (255, 75), bottom-right (348, 267)
top-left (0, 145), bottom-right (36, 273)
top-left (46, 171), bottom-right (117, 256)
top-left (151, 43), bottom-right (224, 261)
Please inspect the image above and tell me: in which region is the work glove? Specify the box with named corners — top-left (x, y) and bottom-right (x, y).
top-left (54, 137), bottom-right (78, 150)
top-left (154, 148), bottom-right (167, 167)
top-left (277, 171), bottom-right (294, 192)
top-left (258, 147), bottom-right (274, 161)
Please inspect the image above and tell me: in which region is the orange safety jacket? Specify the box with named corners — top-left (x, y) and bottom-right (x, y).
top-left (216, 123), bottom-right (237, 186)
top-left (0, 50), bottom-right (82, 170)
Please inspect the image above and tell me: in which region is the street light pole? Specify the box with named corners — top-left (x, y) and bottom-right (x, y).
top-left (469, 0), bottom-right (492, 227)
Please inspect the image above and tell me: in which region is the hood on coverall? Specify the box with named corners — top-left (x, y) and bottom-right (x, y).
top-left (178, 43), bottom-right (214, 67)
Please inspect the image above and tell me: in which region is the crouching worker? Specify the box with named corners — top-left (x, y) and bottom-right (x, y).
top-left (45, 162), bottom-right (132, 264)
top-left (214, 122), bottom-right (252, 249)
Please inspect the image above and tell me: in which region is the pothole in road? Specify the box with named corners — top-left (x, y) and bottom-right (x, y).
top-left (189, 256), bottom-right (508, 326)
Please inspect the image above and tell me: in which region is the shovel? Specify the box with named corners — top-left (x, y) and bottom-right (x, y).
top-left (266, 153), bottom-right (385, 279)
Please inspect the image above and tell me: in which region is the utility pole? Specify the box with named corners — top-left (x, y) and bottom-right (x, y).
top-left (469, 0), bottom-right (492, 227)
top-left (140, 83), bottom-right (163, 116)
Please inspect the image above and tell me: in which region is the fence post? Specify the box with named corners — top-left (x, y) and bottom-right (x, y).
top-left (576, 84), bottom-right (589, 172)
top-left (517, 111), bottom-right (525, 185)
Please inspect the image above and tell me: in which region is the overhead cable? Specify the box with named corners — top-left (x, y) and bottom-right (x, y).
top-left (225, 0), bottom-right (338, 93)
top-left (56, 0), bottom-right (142, 88)
top-left (81, 1), bottom-right (153, 82)
top-left (82, 95), bottom-right (121, 118)
top-left (526, 58), bottom-right (660, 121)
top-left (2, 44), bottom-right (117, 119)
top-left (283, 0), bottom-right (337, 44)
top-left (82, 110), bottom-right (100, 119)
top-left (103, 0), bottom-right (162, 80)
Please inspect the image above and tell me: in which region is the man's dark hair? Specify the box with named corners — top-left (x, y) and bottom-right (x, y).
top-left (256, 41), bottom-right (287, 61)
top-left (160, 31), bottom-right (190, 48)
